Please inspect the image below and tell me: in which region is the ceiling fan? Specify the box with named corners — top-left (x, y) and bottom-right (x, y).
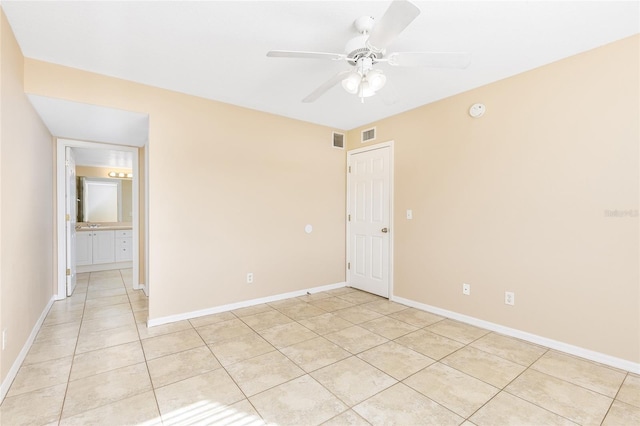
top-left (266, 0), bottom-right (471, 103)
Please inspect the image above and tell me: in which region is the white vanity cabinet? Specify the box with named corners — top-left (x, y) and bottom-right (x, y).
top-left (115, 230), bottom-right (133, 262)
top-left (76, 229), bottom-right (132, 268)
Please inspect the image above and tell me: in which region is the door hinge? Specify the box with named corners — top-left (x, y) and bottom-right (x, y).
top-left (348, 214), bottom-right (351, 222)
top-left (348, 166), bottom-right (351, 173)
top-left (66, 268), bottom-right (71, 276)
top-left (347, 262), bottom-right (351, 270)
top-left (65, 214), bottom-right (70, 221)
top-left (65, 160), bottom-right (70, 167)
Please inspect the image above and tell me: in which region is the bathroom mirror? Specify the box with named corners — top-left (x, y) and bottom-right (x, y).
top-left (77, 177), bottom-right (132, 223)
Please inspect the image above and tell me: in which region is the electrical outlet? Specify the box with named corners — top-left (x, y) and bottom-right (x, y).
top-left (406, 209), bottom-right (413, 220)
top-left (505, 291), bottom-right (515, 306)
top-left (246, 273), bottom-right (254, 284)
top-left (2, 329), bottom-right (6, 351)
top-left (462, 283), bottom-right (471, 295)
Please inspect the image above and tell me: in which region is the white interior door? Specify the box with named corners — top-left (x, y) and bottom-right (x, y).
top-left (348, 145), bottom-right (391, 298)
top-left (65, 147), bottom-right (77, 296)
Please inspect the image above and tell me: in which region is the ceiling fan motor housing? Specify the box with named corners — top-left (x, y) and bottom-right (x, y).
top-left (345, 33), bottom-right (383, 65)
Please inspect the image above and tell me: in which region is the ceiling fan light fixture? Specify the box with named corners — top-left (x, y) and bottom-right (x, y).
top-left (342, 71), bottom-right (362, 94)
top-left (367, 70), bottom-right (387, 91)
top-left (358, 79), bottom-right (376, 98)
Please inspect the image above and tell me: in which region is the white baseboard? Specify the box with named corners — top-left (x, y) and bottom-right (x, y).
top-left (77, 261), bottom-right (133, 273)
top-left (0, 296), bottom-right (56, 402)
top-left (148, 282), bottom-right (347, 328)
top-left (392, 295), bottom-right (640, 374)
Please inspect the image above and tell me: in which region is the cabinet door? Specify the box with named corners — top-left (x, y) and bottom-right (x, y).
top-left (76, 232), bottom-right (93, 266)
top-left (92, 230), bottom-right (115, 264)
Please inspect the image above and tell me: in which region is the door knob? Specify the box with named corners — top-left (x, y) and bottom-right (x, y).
top-left (381, 228), bottom-right (388, 233)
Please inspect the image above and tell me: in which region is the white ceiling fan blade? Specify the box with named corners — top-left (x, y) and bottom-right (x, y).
top-left (387, 52), bottom-right (472, 69)
top-left (267, 50), bottom-right (346, 61)
top-left (366, 0), bottom-right (421, 53)
top-left (302, 71), bottom-right (352, 103)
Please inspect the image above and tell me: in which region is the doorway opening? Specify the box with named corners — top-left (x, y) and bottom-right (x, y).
top-left (55, 138), bottom-right (143, 300)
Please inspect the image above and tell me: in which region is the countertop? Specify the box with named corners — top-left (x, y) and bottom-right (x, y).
top-left (76, 222), bottom-right (133, 231)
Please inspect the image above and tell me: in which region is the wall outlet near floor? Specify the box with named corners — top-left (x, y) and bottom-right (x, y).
top-left (462, 283), bottom-right (471, 296)
top-left (246, 273), bottom-right (254, 284)
top-left (2, 329), bottom-right (6, 351)
top-left (505, 291), bottom-right (515, 305)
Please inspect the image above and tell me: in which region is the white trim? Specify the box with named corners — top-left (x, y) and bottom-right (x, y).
top-left (0, 296), bottom-right (55, 402)
top-left (348, 141), bottom-right (393, 156)
top-left (132, 142), bottom-right (141, 292)
top-left (392, 295), bottom-right (640, 374)
top-left (56, 138), bottom-right (141, 299)
top-left (55, 141), bottom-right (66, 299)
top-left (346, 141), bottom-right (395, 299)
top-left (148, 281), bottom-right (347, 327)
top-left (143, 145), bottom-right (149, 298)
top-left (388, 144), bottom-right (395, 299)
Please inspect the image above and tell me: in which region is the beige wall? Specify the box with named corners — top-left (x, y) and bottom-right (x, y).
top-left (24, 59), bottom-right (346, 320)
top-left (348, 35), bottom-right (639, 363)
top-left (0, 11), bottom-right (55, 384)
top-left (75, 165), bottom-right (133, 223)
top-left (76, 165), bottom-right (131, 180)
top-left (121, 180), bottom-right (132, 223)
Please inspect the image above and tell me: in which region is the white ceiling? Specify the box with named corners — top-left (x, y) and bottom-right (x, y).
top-left (73, 147), bottom-right (134, 169)
top-left (4, 1), bottom-right (639, 130)
top-left (28, 95), bottom-right (149, 147)
top-left (27, 95), bottom-right (147, 167)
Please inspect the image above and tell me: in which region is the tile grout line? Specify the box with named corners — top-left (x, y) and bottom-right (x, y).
top-left (122, 267), bottom-right (164, 425)
top-left (187, 307), bottom-right (280, 423)
top-left (356, 310), bottom-right (624, 424)
top-left (57, 271), bottom-right (90, 424)
top-left (60, 270), bottom-right (154, 423)
top-left (358, 309), bottom-right (483, 423)
top-left (197, 293), bottom-right (390, 422)
top-left (501, 366), bottom-right (620, 420)
top-left (527, 359), bottom-right (626, 399)
top-left (241, 299), bottom-right (439, 423)
top-left (459, 346), bottom-right (551, 423)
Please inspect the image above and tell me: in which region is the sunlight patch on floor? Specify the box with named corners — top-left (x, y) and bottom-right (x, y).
top-left (160, 400), bottom-right (266, 426)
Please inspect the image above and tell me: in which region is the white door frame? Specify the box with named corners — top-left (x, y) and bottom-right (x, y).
top-left (55, 138), bottom-right (141, 300)
top-left (65, 147), bottom-right (77, 296)
top-left (346, 141), bottom-right (395, 299)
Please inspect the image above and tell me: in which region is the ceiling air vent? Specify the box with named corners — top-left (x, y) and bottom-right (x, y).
top-left (361, 127), bottom-right (376, 143)
top-left (332, 132), bottom-right (345, 149)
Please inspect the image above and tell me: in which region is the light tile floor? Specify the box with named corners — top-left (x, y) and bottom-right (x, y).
top-left (1, 268), bottom-right (638, 425)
